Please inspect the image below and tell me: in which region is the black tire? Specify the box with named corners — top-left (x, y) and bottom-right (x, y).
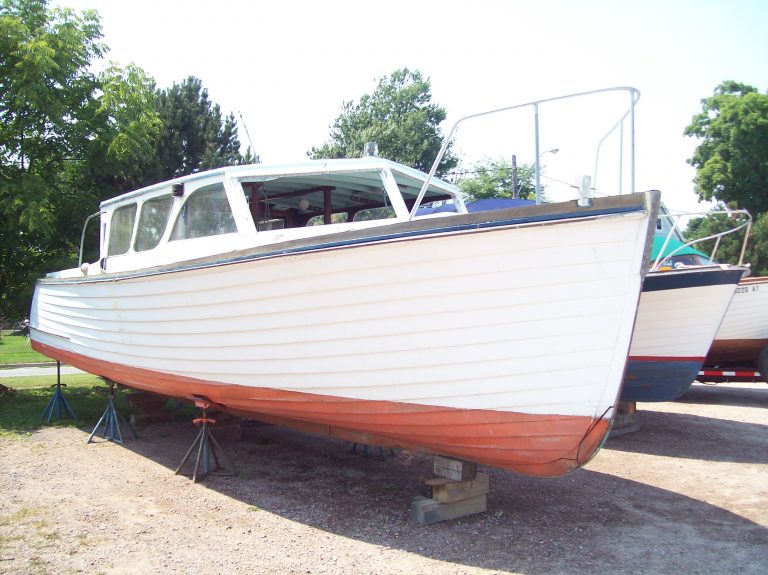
top-left (758, 346), bottom-right (768, 382)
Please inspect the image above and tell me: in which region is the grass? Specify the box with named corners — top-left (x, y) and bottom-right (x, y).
top-left (0, 374), bottom-right (136, 437)
top-left (0, 335), bottom-right (52, 365)
top-left (0, 507), bottom-right (46, 555)
top-left (0, 507), bottom-right (41, 528)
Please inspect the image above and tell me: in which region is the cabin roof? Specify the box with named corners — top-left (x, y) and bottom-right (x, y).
top-left (651, 235), bottom-right (709, 260)
top-left (100, 158), bottom-right (458, 210)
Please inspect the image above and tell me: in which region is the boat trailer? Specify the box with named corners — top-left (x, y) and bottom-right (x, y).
top-left (696, 369), bottom-right (765, 384)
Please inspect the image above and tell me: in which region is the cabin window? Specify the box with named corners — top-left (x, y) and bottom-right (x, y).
top-left (170, 184), bottom-right (237, 241)
top-left (107, 203), bottom-right (137, 256)
top-left (134, 195), bottom-right (172, 252)
top-left (243, 172), bottom-right (405, 230)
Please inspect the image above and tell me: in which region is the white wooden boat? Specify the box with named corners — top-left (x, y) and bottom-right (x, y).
top-left (704, 275), bottom-right (768, 376)
top-left (623, 265), bottom-right (746, 401)
top-left (621, 211), bottom-right (749, 399)
top-left (650, 208), bottom-right (766, 384)
top-left (31, 88), bottom-right (659, 477)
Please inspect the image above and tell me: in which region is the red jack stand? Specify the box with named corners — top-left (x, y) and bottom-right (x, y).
top-left (175, 400), bottom-right (238, 483)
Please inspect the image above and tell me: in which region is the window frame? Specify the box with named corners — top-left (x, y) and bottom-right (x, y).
top-left (134, 194), bottom-right (174, 252)
top-left (107, 203), bottom-right (138, 257)
top-left (169, 183), bottom-right (238, 242)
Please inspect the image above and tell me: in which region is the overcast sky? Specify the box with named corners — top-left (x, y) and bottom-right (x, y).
top-left (59, 0), bottom-right (768, 212)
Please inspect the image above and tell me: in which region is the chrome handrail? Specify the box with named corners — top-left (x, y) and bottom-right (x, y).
top-left (592, 88), bottom-right (640, 194)
top-left (651, 208), bottom-right (752, 271)
top-left (409, 86), bottom-right (641, 220)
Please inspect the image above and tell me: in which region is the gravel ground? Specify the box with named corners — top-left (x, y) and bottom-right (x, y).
top-left (1, 381), bottom-right (767, 575)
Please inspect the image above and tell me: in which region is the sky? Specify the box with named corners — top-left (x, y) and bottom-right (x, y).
top-left (58, 0), bottom-right (768, 213)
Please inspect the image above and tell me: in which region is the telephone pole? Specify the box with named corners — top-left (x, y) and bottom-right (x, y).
top-left (511, 155), bottom-right (519, 198)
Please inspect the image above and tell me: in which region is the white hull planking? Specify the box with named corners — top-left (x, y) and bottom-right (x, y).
top-left (713, 277), bottom-right (768, 341)
top-left (629, 278), bottom-right (739, 359)
top-left (32, 211), bottom-right (650, 420)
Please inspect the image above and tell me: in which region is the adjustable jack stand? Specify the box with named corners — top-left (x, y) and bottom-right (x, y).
top-left (87, 381), bottom-right (137, 444)
top-left (175, 400), bottom-right (238, 483)
top-left (40, 362), bottom-right (78, 423)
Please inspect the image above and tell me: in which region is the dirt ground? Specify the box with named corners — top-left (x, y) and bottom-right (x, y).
top-left (1, 381), bottom-right (766, 575)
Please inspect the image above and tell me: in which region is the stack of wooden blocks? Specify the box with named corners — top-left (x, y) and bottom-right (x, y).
top-left (411, 455), bottom-right (489, 524)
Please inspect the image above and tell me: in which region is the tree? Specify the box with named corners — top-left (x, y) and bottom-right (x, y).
top-left (93, 65), bottom-right (163, 178)
top-left (309, 68), bottom-right (458, 176)
top-left (77, 63), bottom-right (163, 197)
top-left (1, 0), bottom-right (105, 320)
top-left (0, 1), bottom-right (105, 164)
top-left (0, 0), bottom-right (161, 321)
top-left (684, 81), bottom-right (768, 216)
top-left (144, 76), bottom-right (250, 187)
top-left (685, 205), bottom-right (768, 276)
top-left (0, 3), bottom-right (255, 322)
top-left (457, 158), bottom-right (537, 202)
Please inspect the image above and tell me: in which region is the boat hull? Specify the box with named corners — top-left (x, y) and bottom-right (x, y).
top-left (32, 340), bottom-right (610, 476)
top-left (622, 266), bottom-right (745, 402)
top-left (623, 358), bottom-right (705, 402)
top-left (31, 194), bottom-right (657, 477)
top-left (704, 276), bottom-right (768, 373)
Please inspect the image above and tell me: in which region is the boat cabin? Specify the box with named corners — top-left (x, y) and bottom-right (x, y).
top-left (63, 158), bottom-right (464, 278)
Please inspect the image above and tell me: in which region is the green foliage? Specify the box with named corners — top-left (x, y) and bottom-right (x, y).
top-left (457, 158), bottom-right (536, 201)
top-left (73, 62), bottom-right (164, 203)
top-left (0, 3), bottom-right (248, 322)
top-left (0, 1), bottom-right (106, 176)
top-left (0, 0), bottom-right (107, 321)
top-left (309, 68), bottom-right (458, 176)
top-left (144, 76), bottom-right (248, 186)
top-left (685, 81), bottom-right (768, 216)
top-left (684, 205), bottom-right (768, 275)
top-left (96, 64), bottom-right (163, 175)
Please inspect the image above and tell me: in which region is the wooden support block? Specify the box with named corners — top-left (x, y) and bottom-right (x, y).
top-left (426, 473), bottom-right (490, 504)
top-left (433, 455), bottom-right (477, 481)
top-left (609, 400), bottom-right (640, 438)
top-left (411, 494), bottom-right (487, 525)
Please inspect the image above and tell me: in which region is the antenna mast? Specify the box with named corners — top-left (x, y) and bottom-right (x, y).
top-left (238, 111), bottom-right (258, 162)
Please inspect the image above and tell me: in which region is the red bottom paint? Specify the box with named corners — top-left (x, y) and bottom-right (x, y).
top-left (33, 341), bottom-right (612, 477)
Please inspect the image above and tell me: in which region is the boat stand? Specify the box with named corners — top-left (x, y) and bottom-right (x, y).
top-left (175, 400), bottom-right (238, 483)
top-left (87, 381), bottom-right (138, 444)
top-left (40, 362), bottom-right (78, 423)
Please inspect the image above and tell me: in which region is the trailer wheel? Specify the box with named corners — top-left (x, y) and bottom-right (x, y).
top-left (758, 347), bottom-right (768, 382)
